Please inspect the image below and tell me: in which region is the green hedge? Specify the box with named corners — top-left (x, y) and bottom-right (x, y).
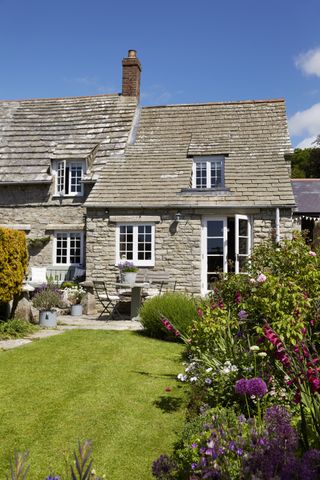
top-left (0, 228), bottom-right (28, 303)
top-left (140, 292), bottom-right (198, 340)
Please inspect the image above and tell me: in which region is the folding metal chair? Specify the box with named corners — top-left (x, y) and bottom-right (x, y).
top-left (93, 281), bottom-right (123, 320)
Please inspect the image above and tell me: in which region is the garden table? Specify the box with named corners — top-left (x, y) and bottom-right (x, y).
top-left (115, 282), bottom-right (149, 320)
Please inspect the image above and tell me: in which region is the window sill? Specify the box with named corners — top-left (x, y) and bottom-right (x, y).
top-left (180, 187), bottom-right (231, 195)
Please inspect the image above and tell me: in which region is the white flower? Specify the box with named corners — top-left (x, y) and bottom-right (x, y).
top-left (177, 373), bottom-right (187, 382)
top-left (206, 367), bottom-right (213, 373)
top-left (257, 352), bottom-right (267, 358)
top-left (190, 376), bottom-right (198, 383)
top-left (185, 362), bottom-right (196, 373)
top-left (205, 378), bottom-right (212, 385)
top-left (250, 345), bottom-right (260, 351)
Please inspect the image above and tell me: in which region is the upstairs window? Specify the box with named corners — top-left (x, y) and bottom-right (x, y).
top-left (54, 160), bottom-right (85, 196)
top-left (192, 156), bottom-right (224, 189)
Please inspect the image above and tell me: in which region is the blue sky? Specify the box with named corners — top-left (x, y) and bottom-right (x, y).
top-left (1, 0), bottom-right (320, 148)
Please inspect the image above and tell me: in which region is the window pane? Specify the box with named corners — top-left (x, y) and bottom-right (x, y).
top-left (70, 164), bottom-right (83, 193)
top-left (196, 162), bottom-right (207, 188)
top-left (207, 238), bottom-right (223, 255)
top-left (239, 219), bottom-right (248, 237)
top-left (239, 237), bottom-right (248, 255)
top-left (207, 221), bottom-right (223, 237)
top-left (210, 160), bottom-right (222, 187)
top-left (119, 224), bottom-right (153, 263)
top-left (207, 256), bottom-right (223, 272)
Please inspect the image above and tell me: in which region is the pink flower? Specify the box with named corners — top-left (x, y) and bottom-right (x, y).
top-left (197, 308), bottom-right (203, 318)
top-left (257, 273), bottom-right (267, 283)
top-left (309, 251), bottom-right (316, 257)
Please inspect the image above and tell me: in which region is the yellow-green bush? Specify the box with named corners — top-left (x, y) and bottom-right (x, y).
top-left (0, 227), bottom-right (28, 302)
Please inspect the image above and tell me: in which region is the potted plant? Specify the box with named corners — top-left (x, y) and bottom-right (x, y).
top-left (63, 284), bottom-right (86, 316)
top-left (118, 260), bottom-right (139, 285)
top-left (32, 284), bottom-right (65, 327)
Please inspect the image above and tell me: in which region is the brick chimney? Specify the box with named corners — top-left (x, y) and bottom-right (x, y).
top-left (122, 50), bottom-right (141, 99)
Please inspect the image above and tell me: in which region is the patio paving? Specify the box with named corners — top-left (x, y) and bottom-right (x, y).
top-left (0, 314), bottom-right (143, 351)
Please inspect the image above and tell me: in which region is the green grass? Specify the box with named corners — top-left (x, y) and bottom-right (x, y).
top-left (0, 330), bottom-right (186, 479)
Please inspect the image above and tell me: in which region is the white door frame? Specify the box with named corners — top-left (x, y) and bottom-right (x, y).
top-left (201, 217), bottom-right (228, 295)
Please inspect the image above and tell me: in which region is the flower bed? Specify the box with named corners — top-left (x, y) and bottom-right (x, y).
top-left (152, 234), bottom-right (320, 479)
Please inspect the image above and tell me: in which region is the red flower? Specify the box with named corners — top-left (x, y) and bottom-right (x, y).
top-left (164, 387), bottom-right (172, 392)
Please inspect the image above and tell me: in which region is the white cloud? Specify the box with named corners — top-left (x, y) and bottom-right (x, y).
top-left (288, 103), bottom-right (320, 136)
top-left (295, 47), bottom-right (320, 77)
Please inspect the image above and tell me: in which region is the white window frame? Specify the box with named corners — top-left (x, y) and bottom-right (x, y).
top-left (192, 156), bottom-right (224, 189)
top-left (53, 231), bottom-right (84, 266)
top-left (53, 160), bottom-right (85, 197)
top-left (235, 214), bottom-right (252, 274)
top-left (116, 223), bottom-right (155, 267)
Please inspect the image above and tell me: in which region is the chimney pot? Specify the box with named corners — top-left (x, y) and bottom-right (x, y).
top-left (122, 50), bottom-right (141, 100)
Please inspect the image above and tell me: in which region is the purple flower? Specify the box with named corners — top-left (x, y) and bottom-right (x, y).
top-left (309, 250), bottom-right (317, 257)
top-left (152, 454), bottom-right (176, 478)
top-left (205, 377), bottom-right (212, 385)
top-left (235, 291), bottom-right (242, 304)
top-left (234, 377), bottom-right (268, 398)
top-left (238, 309), bottom-right (248, 320)
top-left (234, 378), bottom-right (248, 395)
top-left (246, 377), bottom-right (268, 398)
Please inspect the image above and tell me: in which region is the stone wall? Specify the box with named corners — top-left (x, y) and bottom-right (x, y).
top-left (86, 207), bottom-right (294, 295)
top-left (252, 208), bottom-right (293, 246)
top-left (0, 203), bottom-right (85, 267)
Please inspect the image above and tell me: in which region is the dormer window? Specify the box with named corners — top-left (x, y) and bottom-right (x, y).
top-left (192, 156), bottom-right (224, 189)
top-left (53, 160), bottom-right (85, 196)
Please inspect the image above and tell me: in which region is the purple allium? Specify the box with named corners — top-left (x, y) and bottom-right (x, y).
top-left (264, 405), bottom-right (298, 450)
top-left (152, 454), bottom-right (176, 478)
top-left (300, 449), bottom-right (320, 480)
top-left (246, 377), bottom-right (268, 398)
top-left (234, 378), bottom-right (248, 395)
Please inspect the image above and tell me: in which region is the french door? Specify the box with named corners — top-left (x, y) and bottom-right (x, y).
top-left (201, 215), bottom-right (251, 293)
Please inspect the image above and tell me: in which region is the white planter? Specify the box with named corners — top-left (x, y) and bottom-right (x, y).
top-left (39, 310), bottom-right (57, 327)
top-left (71, 304), bottom-right (83, 316)
top-left (122, 272), bottom-right (137, 285)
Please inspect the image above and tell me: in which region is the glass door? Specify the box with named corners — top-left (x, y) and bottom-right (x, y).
top-left (202, 218), bottom-right (227, 293)
top-left (235, 215), bottom-right (251, 273)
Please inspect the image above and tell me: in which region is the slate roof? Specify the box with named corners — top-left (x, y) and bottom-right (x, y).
top-left (85, 99), bottom-right (295, 208)
top-left (291, 179), bottom-right (320, 213)
top-left (0, 94), bottom-right (137, 184)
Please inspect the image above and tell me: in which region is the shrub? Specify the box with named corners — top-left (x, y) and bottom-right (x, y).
top-left (32, 285), bottom-right (65, 311)
top-left (0, 319), bottom-right (37, 340)
top-left (0, 227), bottom-right (28, 303)
top-left (140, 292), bottom-right (198, 340)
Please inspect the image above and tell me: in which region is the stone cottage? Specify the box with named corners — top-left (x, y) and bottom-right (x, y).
top-left (0, 50), bottom-right (295, 295)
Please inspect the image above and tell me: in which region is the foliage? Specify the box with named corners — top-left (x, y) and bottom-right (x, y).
top-left (140, 292), bottom-right (198, 340)
top-left (8, 441), bottom-right (103, 479)
top-left (32, 284), bottom-right (65, 311)
top-left (291, 147), bottom-right (320, 178)
top-left (27, 236), bottom-right (50, 250)
top-left (0, 227), bottom-right (28, 303)
top-left (63, 285), bottom-right (86, 305)
top-left (0, 319), bottom-right (37, 340)
top-left (117, 260), bottom-right (138, 272)
top-left (153, 406), bottom-right (320, 480)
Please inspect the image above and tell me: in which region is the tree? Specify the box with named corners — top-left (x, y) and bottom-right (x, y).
top-left (291, 147), bottom-right (320, 178)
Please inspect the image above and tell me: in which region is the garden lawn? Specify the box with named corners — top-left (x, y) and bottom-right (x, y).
top-left (0, 330), bottom-right (186, 480)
